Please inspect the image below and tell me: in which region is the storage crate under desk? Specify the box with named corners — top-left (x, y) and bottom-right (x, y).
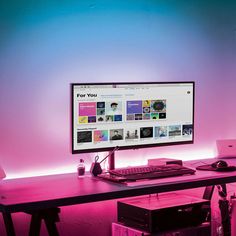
top-left (112, 222), bottom-right (211, 236)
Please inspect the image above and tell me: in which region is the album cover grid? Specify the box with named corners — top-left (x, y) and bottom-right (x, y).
top-left (77, 124), bottom-right (193, 144)
top-left (77, 99), bottom-right (167, 124)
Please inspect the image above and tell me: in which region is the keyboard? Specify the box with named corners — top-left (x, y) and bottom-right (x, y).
top-left (108, 164), bottom-right (195, 181)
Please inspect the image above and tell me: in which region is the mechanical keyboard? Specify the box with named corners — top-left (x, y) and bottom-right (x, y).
top-left (108, 164), bottom-right (195, 181)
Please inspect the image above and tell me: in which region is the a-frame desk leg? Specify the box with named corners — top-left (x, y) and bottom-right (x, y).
top-left (27, 207), bottom-right (60, 236)
top-left (2, 212), bottom-right (16, 236)
top-left (203, 184), bottom-right (231, 236)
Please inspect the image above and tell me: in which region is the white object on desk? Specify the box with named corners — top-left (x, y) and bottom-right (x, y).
top-left (0, 166), bottom-right (6, 179)
top-left (216, 139), bottom-right (236, 158)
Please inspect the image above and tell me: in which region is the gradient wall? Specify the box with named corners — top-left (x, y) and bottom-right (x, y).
top-left (0, 0), bottom-right (236, 235)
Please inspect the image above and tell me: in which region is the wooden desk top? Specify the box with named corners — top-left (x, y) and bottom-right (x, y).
top-left (1, 158), bottom-right (236, 213)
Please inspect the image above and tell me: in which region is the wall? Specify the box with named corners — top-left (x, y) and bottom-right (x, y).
top-left (0, 0), bottom-right (236, 235)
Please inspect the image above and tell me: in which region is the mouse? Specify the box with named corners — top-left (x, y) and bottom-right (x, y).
top-left (211, 160), bottom-right (228, 169)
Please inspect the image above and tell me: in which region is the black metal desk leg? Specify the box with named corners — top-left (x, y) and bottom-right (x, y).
top-left (203, 184), bottom-right (231, 235)
top-left (44, 218), bottom-right (60, 236)
top-left (43, 208), bottom-right (60, 236)
top-left (27, 207), bottom-right (60, 236)
top-left (2, 212), bottom-right (16, 236)
top-left (217, 184), bottom-right (231, 236)
top-left (29, 212), bottom-right (42, 236)
top-left (203, 185), bottom-right (215, 200)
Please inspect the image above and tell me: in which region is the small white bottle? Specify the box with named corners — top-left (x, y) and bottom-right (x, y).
top-left (77, 159), bottom-right (85, 177)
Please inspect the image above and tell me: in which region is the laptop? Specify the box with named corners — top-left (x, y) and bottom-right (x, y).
top-left (216, 139), bottom-right (236, 158)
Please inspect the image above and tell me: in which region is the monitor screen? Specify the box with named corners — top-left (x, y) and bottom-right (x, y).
top-left (71, 82), bottom-right (194, 154)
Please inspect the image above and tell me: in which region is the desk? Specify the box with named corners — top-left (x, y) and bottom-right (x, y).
top-left (1, 158), bottom-right (236, 236)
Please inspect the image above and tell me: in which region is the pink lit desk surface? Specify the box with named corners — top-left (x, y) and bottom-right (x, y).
top-left (1, 158), bottom-right (236, 213)
top-left (1, 158), bottom-right (236, 236)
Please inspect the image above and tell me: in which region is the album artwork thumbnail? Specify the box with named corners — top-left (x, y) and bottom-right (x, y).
top-left (94, 130), bottom-right (108, 142)
top-left (114, 115), bottom-right (122, 121)
top-left (143, 107), bottom-right (150, 113)
top-left (182, 124), bottom-right (193, 136)
top-left (97, 116), bottom-right (105, 122)
top-left (79, 102), bottom-right (96, 116)
top-left (142, 113), bottom-right (150, 120)
top-left (135, 114), bottom-right (142, 120)
top-left (105, 115), bottom-right (114, 122)
top-left (106, 101), bottom-right (122, 115)
top-left (159, 113), bottom-right (166, 119)
top-left (97, 108), bottom-right (105, 115)
top-left (97, 102), bottom-right (105, 108)
top-left (169, 125), bottom-right (181, 136)
top-left (140, 127), bottom-right (153, 138)
top-left (151, 100), bottom-right (166, 112)
top-left (155, 126), bottom-right (168, 138)
top-left (142, 100), bottom-right (151, 107)
top-left (127, 101), bottom-right (142, 114)
top-left (110, 129), bottom-right (123, 141)
top-left (151, 113), bottom-right (159, 120)
top-left (78, 116), bottom-right (88, 124)
top-left (125, 128), bottom-right (139, 140)
top-left (126, 114), bottom-right (135, 121)
top-left (77, 131), bottom-right (92, 143)
top-left (88, 116), bottom-right (96, 123)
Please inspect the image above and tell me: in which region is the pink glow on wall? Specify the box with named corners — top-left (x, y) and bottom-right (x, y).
top-left (0, 0), bottom-right (236, 180)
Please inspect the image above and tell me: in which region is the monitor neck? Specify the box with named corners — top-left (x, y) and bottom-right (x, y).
top-left (108, 150), bottom-right (115, 170)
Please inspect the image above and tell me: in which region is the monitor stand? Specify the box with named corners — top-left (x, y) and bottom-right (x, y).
top-left (108, 150), bottom-right (115, 170)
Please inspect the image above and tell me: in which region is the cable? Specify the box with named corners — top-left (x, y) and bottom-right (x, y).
top-left (98, 146), bottom-right (119, 164)
top-left (90, 146), bottom-right (119, 176)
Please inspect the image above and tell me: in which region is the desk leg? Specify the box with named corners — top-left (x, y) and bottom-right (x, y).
top-left (2, 212), bottom-right (16, 236)
top-left (203, 185), bottom-right (215, 200)
top-left (217, 184), bottom-right (231, 236)
top-left (44, 217), bottom-right (60, 236)
top-left (29, 212), bottom-right (42, 236)
top-left (43, 208), bottom-right (60, 236)
top-left (27, 207), bottom-right (60, 236)
top-left (203, 184), bottom-right (231, 235)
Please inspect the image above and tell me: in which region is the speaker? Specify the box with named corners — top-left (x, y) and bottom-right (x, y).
top-left (90, 162), bottom-right (102, 176)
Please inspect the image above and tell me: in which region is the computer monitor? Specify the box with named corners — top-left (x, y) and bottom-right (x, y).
top-left (71, 82), bottom-right (194, 162)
